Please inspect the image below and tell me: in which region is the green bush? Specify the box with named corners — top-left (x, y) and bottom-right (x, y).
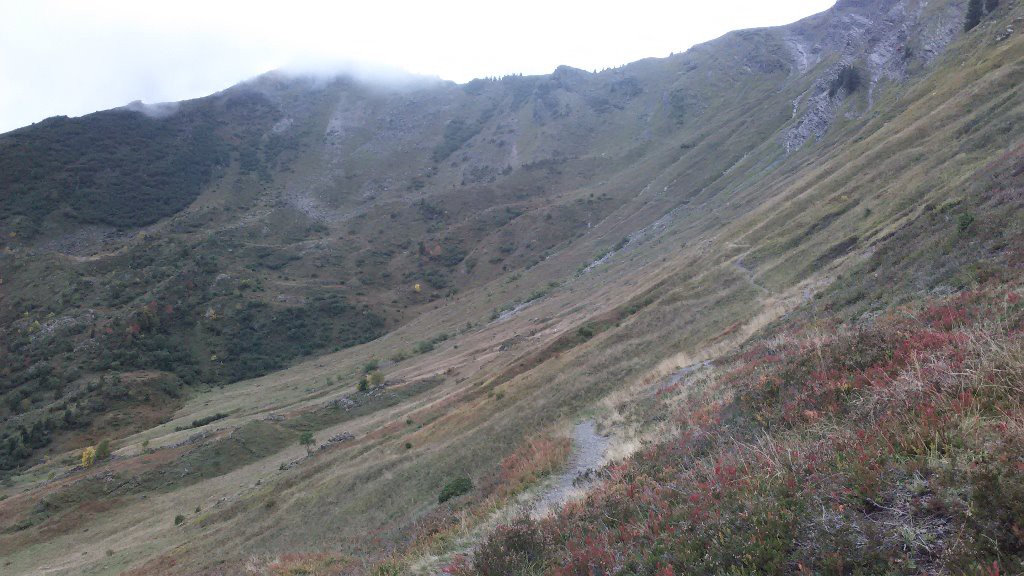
top-left (958, 212), bottom-right (976, 234)
top-left (191, 413), bottom-right (228, 428)
top-left (438, 477), bottom-right (473, 503)
top-left (299, 431), bottom-right (315, 453)
top-left (95, 439), bottom-right (111, 461)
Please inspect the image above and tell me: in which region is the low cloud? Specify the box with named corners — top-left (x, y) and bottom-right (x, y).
top-left (275, 57), bottom-right (445, 90)
top-left (0, 0), bottom-right (836, 134)
top-left (122, 100), bottom-right (181, 118)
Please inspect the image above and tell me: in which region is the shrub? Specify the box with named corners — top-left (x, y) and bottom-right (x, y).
top-left (438, 477), bottom-right (473, 503)
top-left (958, 212), bottom-right (976, 234)
top-left (413, 333), bottom-right (450, 355)
top-left (95, 439), bottom-right (111, 461)
top-left (370, 559), bottom-right (406, 576)
top-left (366, 370), bottom-right (385, 388)
top-left (299, 431), bottom-right (315, 453)
top-left (191, 412), bottom-right (228, 428)
top-left (362, 359), bottom-right (379, 374)
top-left (81, 446), bottom-right (96, 468)
top-left (474, 515), bottom-right (548, 576)
top-left (174, 514), bottom-right (185, 526)
top-left (497, 435), bottom-right (571, 498)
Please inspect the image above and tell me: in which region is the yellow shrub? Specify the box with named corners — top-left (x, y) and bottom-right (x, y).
top-left (81, 446), bottom-right (96, 468)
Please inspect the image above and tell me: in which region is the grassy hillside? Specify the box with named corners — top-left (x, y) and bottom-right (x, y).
top-left (459, 284), bottom-right (1024, 575)
top-left (1, 0), bottom-right (1022, 573)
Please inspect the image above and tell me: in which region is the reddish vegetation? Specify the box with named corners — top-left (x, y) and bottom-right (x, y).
top-left (406, 433), bottom-right (571, 553)
top-left (495, 435), bottom-right (572, 499)
top-left (459, 284), bottom-right (1024, 575)
top-left (263, 553), bottom-right (352, 575)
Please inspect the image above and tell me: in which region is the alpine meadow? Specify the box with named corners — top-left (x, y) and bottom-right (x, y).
top-left (2, 0), bottom-right (1024, 574)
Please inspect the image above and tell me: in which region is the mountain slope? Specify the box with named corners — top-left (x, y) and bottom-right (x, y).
top-left (1, 0), bottom-right (1022, 574)
top-left (0, 0), bottom-right (975, 470)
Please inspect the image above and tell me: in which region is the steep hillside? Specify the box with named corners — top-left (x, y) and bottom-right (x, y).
top-left (0, 0), bottom-right (977, 471)
top-left (0, 0), bottom-right (1022, 574)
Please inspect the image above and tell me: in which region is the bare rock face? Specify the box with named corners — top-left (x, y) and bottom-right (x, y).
top-left (785, 83), bottom-right (842, 154)
top-left (783, 0), bottom-right (965, 152)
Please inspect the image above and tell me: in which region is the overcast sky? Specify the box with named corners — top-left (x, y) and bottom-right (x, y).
top-left (0, 0), bottom-right (835, 134)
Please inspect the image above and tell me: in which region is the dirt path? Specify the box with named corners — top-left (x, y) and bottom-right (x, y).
top-left (659, 360), bottom-right (713, 392)
top-left (734, 257), bottom-right (771, 294)
top-left (416, 420), bottom-right (610, 574)
top-left (532, 420), bottom-right (610, 518)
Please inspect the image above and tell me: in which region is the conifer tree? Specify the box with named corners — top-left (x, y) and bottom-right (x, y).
top-left (965, 0), bottom-right (984, 31)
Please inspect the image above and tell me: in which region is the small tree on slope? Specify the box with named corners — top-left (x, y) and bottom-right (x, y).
top-left (965, 0), bottom-right (984, 31)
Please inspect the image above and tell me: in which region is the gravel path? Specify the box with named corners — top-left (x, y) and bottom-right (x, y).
top-left (424, 421), bottom-right (610, 574)
top-left (532, 420), bottom-right (609, 517)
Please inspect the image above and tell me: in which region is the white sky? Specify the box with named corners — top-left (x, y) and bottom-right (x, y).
top-left (0, 0), bottom-right (835, 133)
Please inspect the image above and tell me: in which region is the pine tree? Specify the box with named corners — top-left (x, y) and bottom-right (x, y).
top-left (965, 0), bottom-right (984, 31)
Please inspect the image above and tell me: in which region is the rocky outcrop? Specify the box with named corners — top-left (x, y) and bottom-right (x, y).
top-left (783, 0), bottom-right (965, 152)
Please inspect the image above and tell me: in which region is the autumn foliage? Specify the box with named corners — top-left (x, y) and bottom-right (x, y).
top-left (465, 285), bottom-right (1024, 575)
